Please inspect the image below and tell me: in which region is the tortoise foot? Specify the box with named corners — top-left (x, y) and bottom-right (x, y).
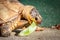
top-left (0, 24), bottom-right (11, 37)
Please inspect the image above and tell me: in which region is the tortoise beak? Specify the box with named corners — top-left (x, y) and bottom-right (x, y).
top-left (35, 15), bottom-right (42, 24)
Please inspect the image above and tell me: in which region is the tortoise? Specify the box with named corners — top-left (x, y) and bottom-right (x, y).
top-left (0, 0), bottom-right (42, 37)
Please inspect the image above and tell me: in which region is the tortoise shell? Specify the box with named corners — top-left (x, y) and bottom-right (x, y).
top-left (0, 0), bottom-right (24, 23)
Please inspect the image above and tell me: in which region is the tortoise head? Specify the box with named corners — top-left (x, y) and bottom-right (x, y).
top-left (30, 8), bottom-right (42, 24)
top-left (22, 6), bottom-right (42, 24)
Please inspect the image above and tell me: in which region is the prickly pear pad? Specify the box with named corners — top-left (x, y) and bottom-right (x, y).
top-left (18, 22), bottom-right (37, 36)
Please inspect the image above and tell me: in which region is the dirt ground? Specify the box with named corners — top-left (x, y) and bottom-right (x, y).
top-left (0, 28), bottom-right (60, 40)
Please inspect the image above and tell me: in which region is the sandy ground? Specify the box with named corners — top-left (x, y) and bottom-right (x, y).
top-left (0, 28), bottom-right (60, 40)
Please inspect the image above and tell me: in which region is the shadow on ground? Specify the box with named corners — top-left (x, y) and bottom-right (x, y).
top-left (0, 28), bottom-right (60, 40)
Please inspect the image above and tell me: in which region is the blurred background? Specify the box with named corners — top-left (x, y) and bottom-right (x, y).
top-left (19, 0), bottom-right (60, 27)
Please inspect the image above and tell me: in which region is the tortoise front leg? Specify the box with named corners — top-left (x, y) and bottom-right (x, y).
top-left (17, 20), bottom-right (28, 27)
top-left (0, 19), bottom-right (28, 37)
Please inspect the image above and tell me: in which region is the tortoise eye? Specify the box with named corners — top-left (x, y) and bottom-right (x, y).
top-left (0, 24), bottom-right (3, 26)
top-left (35, 17), bottom-right (38, 20)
